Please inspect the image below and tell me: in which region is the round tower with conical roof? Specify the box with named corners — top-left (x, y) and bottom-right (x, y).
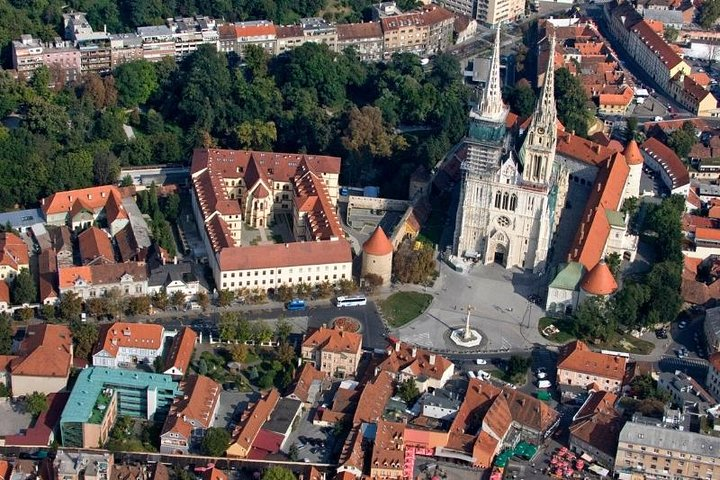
top-left (579, 260), bottom-right (618, 303)
top-left (623, 139), bottom-right (643, 200)
top-left (361, 226), bottom-right (394, 285)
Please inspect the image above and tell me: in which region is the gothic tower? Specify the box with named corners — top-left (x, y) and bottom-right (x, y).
top-left (453, 26), bottom-right (509, 258)
top-left (519, 33), bottom-right (557, 185)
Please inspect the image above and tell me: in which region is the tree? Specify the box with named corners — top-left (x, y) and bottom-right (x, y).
top-left (342, 106), bottom-right (407, 158)
top-left (505, 82), bottom-right (536, 117)
top-left (59, 292), bottom-right (83, 322)
top-left (11, 269), bottom-right (36, 305)
top-left (667, 121), bottom-right (697, 159)
top-left (170, 291), bottom-right (186, 309)
top-left (219, 312), bottom-right (238, 342)
top-left (115, 60), bottom-right (159, 107)
top-left (363, 273), bottom-right (384, 292)
top-left (71, 321), bottom-right (99, 361)
top-left (218, 289), bottom-right (235, 307)
top-left (397, 379), bottom-right (420, 404)
top-left (506, 355), bottom-right (531, 384)
top-left (234, 120), bottom-right (277, 150)
top-left (197, 291), bottom-right (210, 311)
top-left (127, 296), bottom-right (151, 315)
top-left (276, 319), bottom-right (292, 342)
top-left (152, 290), bottom-right (168, 310)
top-left (554, 68), bottom-right (592, 137)
top-left (574, 296), bottom-right (616, 342)
top-left (277, 342), bottom-right (296, 365)
top-left (626, 116), bottom-right (638, 138)
top-left (25, 391), bottom-right (48, 418)
top-left (0, 314), bottom-right (12, 355)
top-left (229, 343), bottom-right (249, 363)
top-left (262, 467), bottom-right (296, 480)
top-left (338, 279), bottom-right (358, 295)
top-left (664, 26), bottom-right (679, 43)
top-left (605, 252), bottom-right (621, 277)
top-left (288, 443), bottom-right (299, 461)
top-left (275, 285), bottom-right (294, 303)
top-left (700, 0), bottom-right (720, 28)
top-left (201, 427), bottom-right (230, 456)
top-left (163, 193), bottom-right (181, 222)
top-left (93, 149), bottom-right (120, 185)
top-left (393, 240), bottom-right (437, 285)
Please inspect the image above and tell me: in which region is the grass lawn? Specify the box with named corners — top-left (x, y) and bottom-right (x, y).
top-left (538, 317), bottom-right (576, 344)
top-left (595, 334), bottom-right (655, 355)
top-left (379, 291), bottom-right (433, 328)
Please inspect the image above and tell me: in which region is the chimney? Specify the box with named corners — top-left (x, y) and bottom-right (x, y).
top-left (429, 354), bottom-right (436, 366)
top-left (411, 347), bottom-right (417, 358)
top-left (395, 341), bottom-right (401, 352)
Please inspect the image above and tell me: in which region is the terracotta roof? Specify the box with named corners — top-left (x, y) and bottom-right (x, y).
top-left (41, 185), bottom-right (128, 220)
top-left (630, 20), bottom-right (684, 69)
top-left (558, 340), bottom-right (628, 382)
top-left (472, 431), bottom-right (500, 468)
top-left (624, 139), bottom-right (644, 166)
top-left (569, 390), bottom-right (622, 458)
top-left (233, 22), bottom-right (276, 38)
top-left (202, 468), bottom-right (226, 480)
top-left (218, 240), bottom-right (351, 271)
top-left (696, 227), bottom-right (720, 241)
top-left (336, 22), bottom-right (383, 40)
top-left (38, 249), bottom-right (58, 302)
top-left (230, 388), bottom-right (280, 453)
top-left (370, 421), bottom-right (405, 474)
top-left (568, 153), bottom-right (630, 270)
top-left (58, 262), bottom-right (147, 289)
top-left (163, 327), bottom-right (197, 375)
top-left (678, 73), bottom-right (713, 104)
top-left (0, 232), bottom-right (29, 270)
top-left (163, 374), bottom-right (221, 437)
top-left (289, 363), bottom-right (326, 403)
top-left (556, 131), bottom-right (616, 166)
top-left (640, 137), bottom-right (689, 189)
top-left (379, 6), bottom-right (453, 32)
top-left (0, 281), bottom-right (9, 305)
top-left (363, 226), bottom-right (393, 256)
top-left (248, 429), bottom-right (284, 459)
top-left (292, 163), bottom-right (344, 240)
top-left (353, 371), bottom-right (394, 425)
top-left (0, 461), bottom-right (9, 480)
top-left (276, 25), bottom-right (303, 39)
top-left (0, 354), bottom-right (16, 372)
top-left (378, 341), bottom-right (453, 382)
top-left (12, 324), bottom-right (72, 378)
top-left (95, 322), bottom-right (163, 358)
top-left (78, 227), bottom-right (115, 265)
top-left (581, 261), bottom-right (618, 295)
top-left (483, 394), bottom-right (513, 440)
top-left (3, 392), bottom-right (68, 446)
top-left (690, 72), bottom-right (711, 87)
top-left (599, 86), bottom-right (634, 107)
top-left (303, 326), bottom-right (362, 355)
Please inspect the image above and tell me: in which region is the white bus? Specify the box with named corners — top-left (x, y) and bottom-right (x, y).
top-left (336, 295), bottom-right (368, 307)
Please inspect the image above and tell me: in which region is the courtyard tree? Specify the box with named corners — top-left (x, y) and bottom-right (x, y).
top-left (218, 289), bottom-right (235, 307)
top-left (169, 291), bottom-right (186, 309)
top-left (554, 68), bottom-right (592, 138)
top-left (201, 427), bottom-right (230, 456)
top-left (667, 121), bottom-right (697, 159)
top-left (262, 467), bottom-right (296, 480)
top-left (397, 379), bottom-right (420, 404)
top-left (71, 321), bottom-right (99, 361)
top-left (11, 269), bottom-right (36, 305)
top-left (25, 391), bottom-right (48, 418)
top-left (59, 291), bottom-right (83, 322)
top-left (152, 290), bottom-right (168, 310)
top-left (276, 319), bottom-right (292, 342)
top-left (197, 291), bottom-right (210, 311)
top-left (275, 285), bottom-right (294, 303)
top-left (229, 343), bottom-right (249, 363)
top-left (0, 314), bottom-right (11, 354)
top-left (363, 273), bottom-right (384, 293)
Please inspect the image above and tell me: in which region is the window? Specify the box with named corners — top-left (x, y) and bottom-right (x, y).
top-left (495, 190), bottom-right (502, 208)
top-left (509, 194), bottom-right (517, 211)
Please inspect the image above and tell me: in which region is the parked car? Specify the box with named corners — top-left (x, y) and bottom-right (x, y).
top-left (678, 321), bottom-right (687, 329)
top-left (476, 358), bottom-right (487, 365)
top-left (538, 380), bottom-right (552, 389)
top-left (477, 370), bottom-right (491, 380)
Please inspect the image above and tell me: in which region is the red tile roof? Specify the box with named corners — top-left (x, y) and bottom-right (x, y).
top-left (624, 139), bottom-right (644, 166)
top-left (163, 374), bottom-right (220, 436)
top-left (41, 185), bottom-right (128, 222)
top-left (38, 249), bottom-right (58, 303)
top-left (289, 363), bottom-right (326, 403)
top-left (3, 392), bottom-right (69, 446)
top-left (58, 262), bottom-right (147, 289)
top-left (202, 468), bottom-right (227, 480)
top-left (164, 327), bottom-right (197, 376)
top-left (370, 421), bottom-right (405, 474)
top-left (696, 227), bottom-right (720, 241)
top-left (363, 226), bottom-right (393, 256)
top-left (640, 137), bottom-right (689, 190)
top-left (12, 324), bottom-right (72, 378)
top-left (580, 261), bottom-right (618, 295)
top-left (630, 20), bottom-right (684, 69)
top-left (77, 227), bottom-right (115, 265)
top-left (336, 22), bottom-right (383, 41)
top-left (353, 371), bottom-right (394, 425)
top-left (233, 22), bottom-right (277, 38)
top-left (292, 164), bottom-right (344, 240)
top-left (0, 281), bottom-right (9, 305)
top-left (218, 240), bottom-right (352, 271)
top-left (378, 341), bottom-right (453, 382)
top-left (303, 326), bottom-right (362, 355)
top-left (0, 232), bottom-right (29, 270)
top-left (556, 131), bottom-right (617, 166)
top-left (558, 340), bottom-right (628, 382)
top-left (248, 429), bottom-right (284, 459)
top-left (569, 390), bottom-right (621, 458)
top-left (230, 388), bottom-right (280, 454)
top-left (95, 322), bottom-right (163, 358)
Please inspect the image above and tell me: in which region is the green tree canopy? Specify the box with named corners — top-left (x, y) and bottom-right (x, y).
top-left (554, 68), bottom-right (592, 137)
top-left (115, 60), bottom-right (159, 107)
top-left (667, 121), bottom-right (697, 159)
top-left (25, 391), bottom-right (48, 418)
top-left (262, 467), bottom-right (296, 480)
top-left (11, 269), bottom-right (36, 305)
top-left (505, 83), bottom-right (536, 118)
top-left (700, 0), bottom-right (720, 28)
top-left (0, 314), bottom-right (12, 355)
top-left (201, 427), bottom-right (231, 456)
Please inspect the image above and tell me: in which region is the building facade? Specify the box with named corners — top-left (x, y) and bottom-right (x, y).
top-left (301, 327), bottom-right (363, 378)
top-left (92, 322), bottom-right (166, 368)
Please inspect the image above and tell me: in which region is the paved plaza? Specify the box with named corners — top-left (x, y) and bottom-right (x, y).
top-left (392, 262), bottom-right (547, 353)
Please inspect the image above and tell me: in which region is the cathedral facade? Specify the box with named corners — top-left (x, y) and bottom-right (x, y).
top-left (454, 31), bottom-right (567, 274)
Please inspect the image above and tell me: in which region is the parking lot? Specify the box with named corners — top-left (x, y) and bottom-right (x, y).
top-left (282, 407), bottom-right (339, 463)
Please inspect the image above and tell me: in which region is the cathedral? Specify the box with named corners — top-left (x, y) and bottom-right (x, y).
top-left (453, 29), bottom-right (567, 274)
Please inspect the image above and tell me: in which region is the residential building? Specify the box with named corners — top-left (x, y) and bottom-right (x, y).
top-left (708, 353), bottom-right (720, 400)
top-left (380, 6), bottom-right (454, 58)
top-left (58, 262), bottom-right (148, 300)
top-left (109, 33), bottom-right (143, 66)
top-left (370, 421), bottom-right (405, 479)
top-left (38, 248), bottom-right (59, 305)
top-left (453, 29), bottom-right (565, 274)
top-left (137, 26), bottom-right (175, 62)
top-left (336, 23), bottom-right (384, 61)
top-left (93, 322), bottom-right (165, 369)
top-left (10, 324), bottom-right (73, 397)
top-left (640, 137), bottom-right (691, 197)
top-left (3, 392), bottom-right (68, 447)
top-left (615, 421), bottom-right (720, 479)
top-left (0, 232), bottom-right (29, 281)
top-left (261, 397), bottom-right (303, 451)
top-left (568, 390), bottom-right (622, 468)
top-left (706, 306), bottom-right (720, 353)
top-left (476, 0), bottom-right (525, 27)
top-left (286, 363), bottom-right (326, 406)
top-left (352, 371), bottom-right (395, 425)
top-left (301, 327), bottom-right (363, 378)
top-left (59, 367), bottom-right (180, 447)
top-left (78, 227), bottom-right (116, 266)
top-left (12, 34), bottom-right (81, 83)
top-left (41, 185), bottom-right (130, 234)
top-left (436, 0), bottom-right (475, 19)
top-left (0, 282), bottom-right (9, 312)
top-left (377, 340), bottom-right (454, 392)
top-left (419, 388), bottom-right (461, 420)
top-left (166, 16), bottom-right (219, 60)
top-left (160, 375), bottom-right (221, 454)
top-left (275, 25), bottom-right (304, 55)
top-left (190, 148), bottom-right (352, 292)
top-left (636, 0), bottom-right (696, 28)
top-left (557, 340), bottom-right (628, 395)
top-left (668, 73), bottom-right (719, 117)
top-left (227, 388), bottom-right (280, 458)
top-left (51, 226), bottom-right (73, 267)
top-left (54, 451), bottom-right (113, 480)
top-left (163, 327), bottom-right (197, 379)
top-left (218, 21), bottom-right (277, 57)
top-left (658, 371), bottom-right (717, 416)
top-left (0, 208), bottom-right (43, 235)
top-left (63, 12), bottom-right (112, 73)
top-left (147, 262), bottom-right (208, 299)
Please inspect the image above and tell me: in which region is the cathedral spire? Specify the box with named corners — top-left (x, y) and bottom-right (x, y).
top-left (535, 31), bottom-right (557, 127)
top-left (477, 26), bottom-right (504, 120)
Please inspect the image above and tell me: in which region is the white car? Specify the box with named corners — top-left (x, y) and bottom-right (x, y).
top-left (467, 371), bottom-right (477, 379)
top-left (477, 370), bottom-right (491, 380)
top-left (538, 380), bottom-right (552, 389)
top-left (537, 371), bottom-right (547, 379)
top-left (476, 358), bottom-right (487, 365)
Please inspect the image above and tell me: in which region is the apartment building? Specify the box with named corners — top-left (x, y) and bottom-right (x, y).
top-left (336, 23), bottom-right (384, 61)
top-left (615, 422), bottom-right (720, 480)
top-left (12, 35), bottom-right (81, 83)
top-left (377, 340), bottom-right (455, 392)
top-left (569, 391), bottom-right (622, 468)
top-left (166, 16), bottom-right (219, 60)
top-left (557, 340), bottom-right (628, 394)
top-left (227, 388), bottom-right (281, 458)
top-left (218, 21), bottom-right (277, 57)
top-left (58, 262), bottom-right (148, 300)
top-left (92, 322), bottom-right (165, 368)
top-left (64, 12), bottom-right (112, 73)
top-left (301, 327), bottom-right (362, 378)
top-left (109, 33), bottom-right (143, 66)
top-left (10, 324), bottom-right (73, 397)
top-left (636, 0), bottom-right (695, 28)
top-left (137, 26), bottom-right (176, 62)
top-left (477, 0), bottom-right (525, 27)
top-left (41, 185), bottom-right (130, 234)
top-left (705, 353), bottom-right (720, 401)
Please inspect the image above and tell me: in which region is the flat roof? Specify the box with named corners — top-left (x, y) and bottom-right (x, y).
top-left (0, 208), bottom-right (43, 229)
top-left (60, 367), bottom-right (179, 424)
top-left (262, 398), bottom-right (302, 434)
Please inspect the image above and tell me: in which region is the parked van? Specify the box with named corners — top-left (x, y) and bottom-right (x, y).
top-left (467, 370), bottom-right (477, 379)
top-left (286, 299), bottom-right (307, 311)
top-left (538, 380), bottom-right (552, 389)
top-left (477, 370), bottom-right (491, 380)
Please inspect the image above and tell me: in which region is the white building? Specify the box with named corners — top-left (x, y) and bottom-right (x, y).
top-left (92, 322), bottom-right (167, 368)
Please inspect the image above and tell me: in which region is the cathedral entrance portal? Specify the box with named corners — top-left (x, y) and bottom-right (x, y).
top-left (486, 231), bottom-right (508, 268)
top-left (493, 245), bottom-right (506, 266)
